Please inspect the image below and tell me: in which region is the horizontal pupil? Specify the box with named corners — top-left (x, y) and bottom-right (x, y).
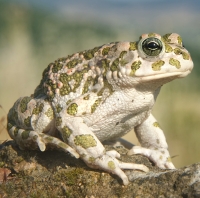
top-left (147, 42), bottom-right (159, 50)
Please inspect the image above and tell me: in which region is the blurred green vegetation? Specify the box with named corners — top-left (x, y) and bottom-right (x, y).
top-left (0, 2), bottom-right (199, 168)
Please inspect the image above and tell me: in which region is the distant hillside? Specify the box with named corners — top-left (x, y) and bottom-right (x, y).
top-left (0, 2), bottom-right (119, 62)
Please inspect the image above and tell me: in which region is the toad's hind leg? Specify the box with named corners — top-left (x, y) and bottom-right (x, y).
top-left (7, 126), bottom-right (79, 158)
top-left (7, 96), bottom-right (79, 158)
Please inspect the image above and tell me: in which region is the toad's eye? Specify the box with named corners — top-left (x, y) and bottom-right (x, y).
top-left (142, 38), bottom-right (163, 56)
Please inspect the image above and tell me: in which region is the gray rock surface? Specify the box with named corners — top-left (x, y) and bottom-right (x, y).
top-left (0, 140), bottom-right (200, 198)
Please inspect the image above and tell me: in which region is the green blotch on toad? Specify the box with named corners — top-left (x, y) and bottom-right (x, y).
top-left (110, 58), bottom-right (120, 72)
top-left (20, 97), bottom-right (32, 113)
top-left (91, 99), bottom-right (101, 113)
top-left (55, 117), bottom-right (62, 127)
top-left (74, 134), bottom-right (97, 149)
top-left (21, 130), bottom-right (30, 140)
top-left (24, 116), bottom-right (31, 128)
top-left (62, 126), bottom-right (72, 141)
top-left (108, 161), bottom-right (116, 170)
top-left (153, 122), bottom-right (160, 128)
top-left (129, 42), bottom-right (137, 51)
top-left (152, 60), bottom-right (165, 71)
top-left (165, 44), bottom-right (173, 53)
top-left (130, 60), bottom-right (141, 76)
top-left (45, 108), bottom-right (54, 120)
top-left (102, 47), bottom-right (110, 56)
top-left (169, 58), bottom-right (181, 69)
top-left (14, 128), bottom-right (19, 136)
top-left (67, 103), bottom-right (78, 115)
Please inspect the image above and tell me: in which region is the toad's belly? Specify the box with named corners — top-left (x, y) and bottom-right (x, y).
top-left (86, 110), bottom-right (150, 142)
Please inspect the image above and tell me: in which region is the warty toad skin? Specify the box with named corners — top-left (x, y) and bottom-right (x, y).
top-left (7, 33), bottom-right (193, 185)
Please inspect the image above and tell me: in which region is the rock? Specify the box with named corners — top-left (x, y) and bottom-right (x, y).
top-left (0, 140), bottom-right (200, 197)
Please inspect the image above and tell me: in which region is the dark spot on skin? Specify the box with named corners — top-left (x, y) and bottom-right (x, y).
top-left (116, 122), bottom-right (119, 125)
top-left (132, 100), bottom-right (134, 102)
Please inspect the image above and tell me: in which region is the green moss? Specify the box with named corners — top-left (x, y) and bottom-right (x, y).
top-left (0, 161), bottom-right (5, 167)
top-left (14, 156), bottom-right (24, 163)
top-left (54, 168), bottom-right (84, 185)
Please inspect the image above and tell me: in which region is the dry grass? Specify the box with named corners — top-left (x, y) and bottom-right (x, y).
top-left (0, 105), bottom-right (10, 143)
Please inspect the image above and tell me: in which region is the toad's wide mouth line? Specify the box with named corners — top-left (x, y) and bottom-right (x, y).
top-left (137, 69), bottom-right (192, 82)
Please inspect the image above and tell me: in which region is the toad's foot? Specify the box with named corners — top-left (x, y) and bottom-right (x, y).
top-left (85, 150), bottom-right (149, 185)
top-left (39, 133), bottom-right (80, 158)
top-left (11, 128), bottom-right (79, 158)
top-left (128, 146), bottom-right (175, 169)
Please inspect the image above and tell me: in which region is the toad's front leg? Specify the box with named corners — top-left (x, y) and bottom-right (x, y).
top-left (56, 116), bottom-right (149, 185)
top-left (128, 114), bottom-right (175, 169)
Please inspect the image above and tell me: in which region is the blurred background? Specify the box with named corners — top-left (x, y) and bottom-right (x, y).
top-left (0, 0), bottom-right (199, 168)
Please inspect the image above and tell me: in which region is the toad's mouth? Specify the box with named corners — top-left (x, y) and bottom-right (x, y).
top-left (137, 68), bottom-right (192, 82)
